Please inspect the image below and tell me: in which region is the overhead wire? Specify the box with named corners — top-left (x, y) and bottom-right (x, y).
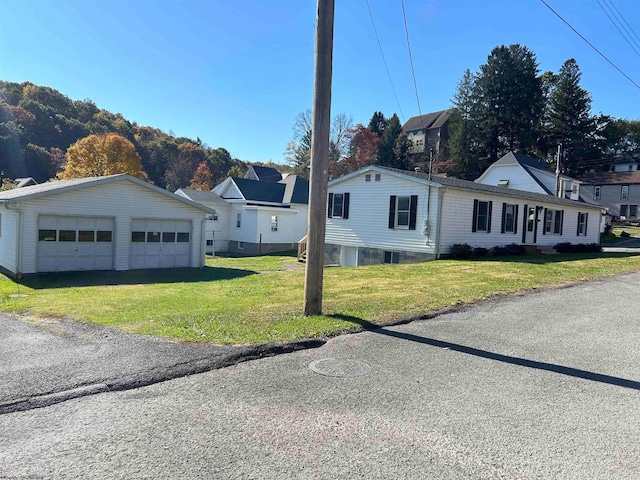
top-left (596, 0), bottom-right (640, 59)
top-left (538, 0), bottom-right (640, 91)
top-left (364, 0), bottom-right (406, 123)
top-left (607, 0), bottom-right (640, 48)
top-left (400, 0), bottom-right (426, 133)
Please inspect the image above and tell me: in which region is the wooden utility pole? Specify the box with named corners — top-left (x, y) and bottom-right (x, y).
top-left (555, 143), bottom-right (562, 197)
top-left (303, 0), bottom-right (334, 316)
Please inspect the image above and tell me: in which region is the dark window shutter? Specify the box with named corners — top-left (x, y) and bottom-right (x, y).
top-left (514, 205), bottom-right (519, 234)
top-left (328, 193), bottom-right (333, 218)
top-left (577, 212), bottom-right (581, 236)
top-left (585, 213), bottom-right (588, 236)
top-left (542, 208), bottom-right (547, 235)
top-left (409, 195), bottom-right (418, 230)
top-left (501, 203), bottom-right (507, 233)
top-left (343, 193), bottom-right (350, 219)
top-left (487, 201), bottom-right (493, 233)
top-left (389, 196), bottom-right (396, 229)
top-left (472, 199), bottom-right (479, 232)
top-left (521, 204), bottom-right (527, 243)
top-left (560, 210), bottom-right (564, 235)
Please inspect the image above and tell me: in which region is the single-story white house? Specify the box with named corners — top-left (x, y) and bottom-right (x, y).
top-left (0, 174), bottom-right (216, 277)
top-left (325, 166), bottom-right (602, 266)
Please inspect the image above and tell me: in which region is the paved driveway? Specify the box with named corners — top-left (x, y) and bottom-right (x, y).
top-left (2, 273), bottom-right (640, 479)
top-left (0, 314), bottom-right (319, 413)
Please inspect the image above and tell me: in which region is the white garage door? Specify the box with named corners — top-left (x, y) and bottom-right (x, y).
top-left (130, 219), bottom-right (192, 269)
top-left (38, 216), bottom-right (114, 272)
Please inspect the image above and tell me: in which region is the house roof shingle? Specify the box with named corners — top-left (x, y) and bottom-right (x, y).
top-left (402, 109), bottom-right (453, 133)
top-left (280, 175), bottom-right (309, 205)
top-left (375, 166), bottom-right (600, 210)
top-left (231, 177), bottom-right (286, 203)
top-left (577, 170), bottom-right (640, 185)
top-left (248, 165), bottom-right (282, 182)
top-left (0, 174), bottom-right (216, 213)
top-left (174, 188), bottom-right (227, 205)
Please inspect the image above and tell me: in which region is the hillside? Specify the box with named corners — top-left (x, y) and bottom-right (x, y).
top-left (0, 81), bottom-right (278, 189)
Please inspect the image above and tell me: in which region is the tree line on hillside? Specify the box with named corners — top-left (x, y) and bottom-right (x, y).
top-left (286, 44), bottom-right (640, 180)
top-left (0, 81), bottom-right (265, 190)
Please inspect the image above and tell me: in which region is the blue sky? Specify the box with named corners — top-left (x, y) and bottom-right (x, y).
top-left (1, 1), bottom-right (639, 164)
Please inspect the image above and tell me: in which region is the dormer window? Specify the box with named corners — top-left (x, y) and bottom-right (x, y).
top-left (497, 180), bottom-right (509, 186)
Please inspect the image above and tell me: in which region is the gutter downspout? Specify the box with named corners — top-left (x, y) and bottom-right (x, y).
top-left (434, 187), bottom-right (445, 259)
top-left (5, 202), bottom-right (22, 278)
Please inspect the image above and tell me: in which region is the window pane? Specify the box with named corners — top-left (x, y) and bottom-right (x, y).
top-left (554, 211), bottom-right (562, 233)
top-left (333, 194), bottom-right (344, 217)
top-left (177, 232), bottom-right (190, 243)
top-left (397, 212), bottom-right (409, 226)
top-left (631, 205), bottom-right (638, 218)
top-left (39, 229), bottom-right (57, 241)
top-left (477, 215), bottom-right (487, 232)
top-left (162, 232), bottom-right (176, 243)
top-left (147, 231), bottom-right (161, 243)
top-left (78, 230), bottom-right (95, 242)
top-left (97, 231), bottom-right (112, 242)
top-left (397, 196), bottom-right (410, 211)
top-left (131, 231), bottom-right (145, 242)
top-left (59, 230), bottom-right (76, 242)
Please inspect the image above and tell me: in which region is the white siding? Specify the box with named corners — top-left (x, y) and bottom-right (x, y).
top-left (438, 188), bottom-right (601, 253)
top-left (15, 179), bottom-right (207, 274)
top-left (0, 205), bottom-right (18, 273)
top-left (476, 165), bottom-right (548, 193)
top-left (326, 171), bottom-right (437, 254)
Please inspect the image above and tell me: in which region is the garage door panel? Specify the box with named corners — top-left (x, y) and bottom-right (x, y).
top-left (37, 215), bottom-right (113, 273)
top-left (130, 218), bottom-right (193, 270)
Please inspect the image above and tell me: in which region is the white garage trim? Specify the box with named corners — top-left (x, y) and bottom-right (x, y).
top-left (37, 215), bottom-right (115, 272)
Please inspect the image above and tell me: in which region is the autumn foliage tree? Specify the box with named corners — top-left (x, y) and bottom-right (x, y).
top-left (59, 133), bottom-right (144, 179)
top-left (329, 124), bottom-right (380, 178)
top-left (189, 161), bottom-right (214, 191)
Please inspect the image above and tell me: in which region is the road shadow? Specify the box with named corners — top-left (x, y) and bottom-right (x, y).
top-left (17, 266), bottom-right (257, 290)
top-left (330, 314), bottom-right (640, 391)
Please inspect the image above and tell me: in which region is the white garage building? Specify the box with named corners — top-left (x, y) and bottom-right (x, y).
top-left (0, 174), bottom-right (216, 277)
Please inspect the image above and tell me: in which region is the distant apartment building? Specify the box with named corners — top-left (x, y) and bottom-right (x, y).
top-left (401, 109), bottom-right (453, 160)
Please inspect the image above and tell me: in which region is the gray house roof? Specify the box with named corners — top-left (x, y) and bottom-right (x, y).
top-left (578, 170), bottom-right (640, 185)
top-left (246, 165), bottom-right (282, 182)
top-left (360, 166), bottom-right (601, 210)
top-left (174, 188), bottom-right (227, 205)
top-left (492, 151), bottom-right (551, 171)
top-left (0, 174), bottom-right (217, 213)
top-left (280, 175), bottom-right (309, 204)
top-left (402, 109), bottom-right (453, 133)
top-left (230, 177), bottom-right (287, 203)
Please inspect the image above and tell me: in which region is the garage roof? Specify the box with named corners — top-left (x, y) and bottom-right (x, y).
top-left (0, 174), bottom-right (217, 214)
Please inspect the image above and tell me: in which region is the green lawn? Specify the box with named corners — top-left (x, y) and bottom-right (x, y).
top-left (2, 251), bottom-right (640, 345)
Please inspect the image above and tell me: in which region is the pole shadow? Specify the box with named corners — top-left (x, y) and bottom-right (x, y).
top-left (330, 314), bottom-right (640, 391)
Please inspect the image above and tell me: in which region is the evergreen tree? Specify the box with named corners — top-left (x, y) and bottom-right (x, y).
top-left (448, 69), bottom-right (479, 177)
top-left (368, 111), bottom-right (386, 138)
top-left (547, 59), bottom-right (599, 175)
top-left (378, 114), bottom-right (402, 167)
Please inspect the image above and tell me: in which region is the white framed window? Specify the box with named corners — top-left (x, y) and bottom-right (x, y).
top-left (594, 186), bottom-right (601, 200)
top-left (501, 203), bottom-right (518, 234)
top-left (375, 174), bottom-right (381, 182)
top-left (236, 213), bottom-right (241, 228)
top-left (365, 174), bottom-right (371, 182)
top-left (384, 251), bottom-right (399, 264)
top-left (212, 213), bottom-right (218, 221)
top-left (206, 239), bottom-right (213, 246)
top-left (328, 192), bottom-right (350, 219)
top-left (544, 209), bottom-right (563, 235)
top-left (472, 200), bottom-right (492, 233)
top-left (271, 215), bottom-right (278, 232)
top-left (621, 205), bottom-right (628, 217)
top-left (622, 185), bottom-right (629, 200)
top-left (395, 196), bottom-right (411, 228)
top-left (238, 241), bottom-right (244, 249)
top-left (577, 212), bottom-right (588, 236)
top-left (631, 205), bottom-right (638, 218)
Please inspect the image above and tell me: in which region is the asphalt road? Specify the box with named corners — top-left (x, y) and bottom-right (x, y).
top-left (2, 273), bottom-right (640, 479)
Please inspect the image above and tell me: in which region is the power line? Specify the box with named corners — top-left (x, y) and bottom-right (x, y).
top-left (597, 0), bottom-right (640, 59)
top-left (539, 0), bottom-right (640, 91)
top-left (607, 0), bottom-right (640, 50)
top-left (364, 0), bottom-right (405, 123)
top-left (400, 0), bottom-right (426, 132)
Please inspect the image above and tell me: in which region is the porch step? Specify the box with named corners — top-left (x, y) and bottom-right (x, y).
top-left (298, 252), bottom-right (307, 263)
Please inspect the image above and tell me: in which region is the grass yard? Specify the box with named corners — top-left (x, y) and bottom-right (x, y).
top-left (1, 251), bottom-right (640, 345)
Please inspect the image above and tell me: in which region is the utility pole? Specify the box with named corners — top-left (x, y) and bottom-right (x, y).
top-left (304, 0), bottom-right (334, 316)
top-left (555, 143), bottom-right (562, 198)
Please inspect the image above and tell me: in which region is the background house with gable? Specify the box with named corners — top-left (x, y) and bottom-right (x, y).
top-left (402, 109), bottom-right (453, 160)
top-left (325, 165), bottom-right (601, 267)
